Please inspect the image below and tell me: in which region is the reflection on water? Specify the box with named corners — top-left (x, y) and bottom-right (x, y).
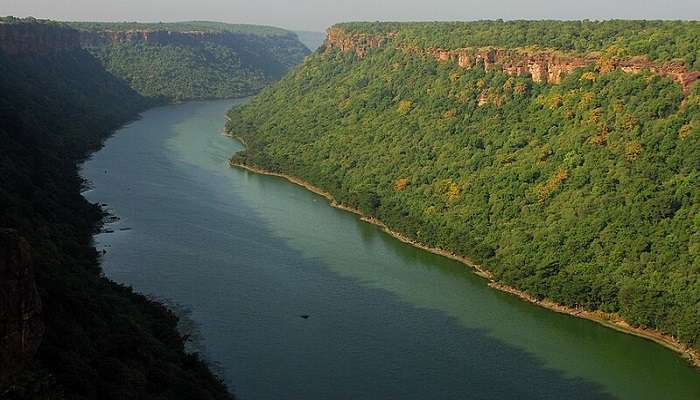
top-left (81, 100), bottom-right (700, 400)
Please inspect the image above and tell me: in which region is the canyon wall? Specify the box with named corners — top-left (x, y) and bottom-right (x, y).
top-left (0, 20), bottom-right (226, 55)
top-left (325, 27), bottom-right (395, 58)
top-left (324, 27), bottom-right (700, 93)
top-left (0, 229), bottom-right (44, 384)
top-left (0, 20), bottom-right (80, 55)
top-left (0, 19), bottom-right (304, 70)
top-left (78, 29), bottom-right (282, 48)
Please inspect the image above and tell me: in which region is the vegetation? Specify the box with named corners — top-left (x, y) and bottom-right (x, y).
top-left (0, 42), bottom-right (232, 399)
top-left (338, 20), bottom-right (700, 69)
top-left (86, 42), bottom-right (279, 102)
top-left (70, 21), bottom-right (309, 102)
top-left (0, 16), bottom-right (62, 26)
top-left (68, 21), bottom-right (292, 37)
top-left (227, 23), bottom-right (700, 354)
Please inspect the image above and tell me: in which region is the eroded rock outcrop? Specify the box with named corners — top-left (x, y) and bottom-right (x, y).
top-left (0, 229), bottom-right (44, 384)
top-left (422, 47), bottom-right (700, 93)
top-left (79, 29), bottom-right (258, 47)
top-left (325, 27), bottom-right (396, 58)
top-left (324, 27), bottom-right (699, 93)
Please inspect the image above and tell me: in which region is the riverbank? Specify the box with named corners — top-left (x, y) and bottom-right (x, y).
top-left (229, 159), bottom-right (700, 370)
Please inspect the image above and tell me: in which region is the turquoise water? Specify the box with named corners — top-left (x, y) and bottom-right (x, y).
top-left (81, 99), bottom-right (700, 399)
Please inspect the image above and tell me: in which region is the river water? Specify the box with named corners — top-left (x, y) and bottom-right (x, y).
top-left (81, 99), bottom-right (700, 399)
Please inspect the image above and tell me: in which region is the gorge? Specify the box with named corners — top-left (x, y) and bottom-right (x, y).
top-left (0, 16), bottom-right (307, 398)
top-left (83, 98), bottom-right (700, 400)
top-left (2, 15), bottom-right (700, 400)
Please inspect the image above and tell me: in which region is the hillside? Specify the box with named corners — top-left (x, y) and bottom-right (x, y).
top-left (0, 18), bottom-right (233, 398)
top-left (67, 20), bottom-right (309, 101)
top-left (337, 20), bottom-right (700, 69)
top-left (226, 21), bottom-right (700, 362)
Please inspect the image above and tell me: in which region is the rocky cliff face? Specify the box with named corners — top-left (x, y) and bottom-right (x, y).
top-left (77, 28), bottom-right (308, 74)
top-left (325, 27), bottom-right (395, 58)
top-left (0, 21), bottom-right (80, 55)
top-left (79, 29), bottom-right (274, 47)
top-left (423, 47), bottom-right (699, 94)
top-left (324, 27), bottom-right (700, 94)
top-left (0, 229), bottom-right (44, 384)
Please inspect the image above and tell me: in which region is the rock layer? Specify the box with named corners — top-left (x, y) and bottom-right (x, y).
top-left (324, 27), bottom-right (700, 93)
top-left (78, 29), bottom-right (284, 48)
top-left (0, 229), bottom-right (44, 384)
top-left (325, 27), bottom-right (395, 58)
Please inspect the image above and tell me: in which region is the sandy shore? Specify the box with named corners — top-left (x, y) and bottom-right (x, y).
top-left (229, 159), bottom-right (700, 370)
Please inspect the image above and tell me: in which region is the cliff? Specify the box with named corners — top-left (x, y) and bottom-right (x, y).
top-left (0, 19), bottom-right (80, 55)
top-left (79, 29), bottom-right (216, 46)
top-left (79, 28), bottom-right (298, 50)
top-left (324, 27), bottom-right (700, 93)
top-left (0, 229), bottom-right (44, 384)
top-left (325, 27), bottom-right (396, 58)
top-left (68, 22), bottom-right (309, 101)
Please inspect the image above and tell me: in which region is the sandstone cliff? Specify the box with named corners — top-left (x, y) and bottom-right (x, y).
top-left (324, 27), bottom-right (700, 93)
top-left (0, 229), bottom-right (44, 384)
top-left (78, 29), bottom-right (291, 48)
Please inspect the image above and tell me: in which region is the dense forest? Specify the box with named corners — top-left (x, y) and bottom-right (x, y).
top-left (68, 21), bottom-right (309, 102)
top-left (0, 19), bottom-right (247, 399)
top-left (227, 22), bottom-right (700, 356)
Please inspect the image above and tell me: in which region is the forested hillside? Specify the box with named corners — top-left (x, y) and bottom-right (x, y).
top-left (338, 20), bottom-right (700, 68)
top-left (0, 19), bottom-right (233, 399)
top-left (227, 21), bottom-right (700, 359)
top-left (68, 21), bottom-right (310, 101)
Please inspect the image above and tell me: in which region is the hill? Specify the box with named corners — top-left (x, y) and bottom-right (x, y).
top-left (67, 20), bottom-right (309, 101)
top-left (0, 18), bottom-right (239, 398)
top-left (226, 21), bottom-right (700, 363)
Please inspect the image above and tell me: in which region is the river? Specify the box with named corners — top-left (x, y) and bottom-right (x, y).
top-left (81, 99), bottom-right (700, 399)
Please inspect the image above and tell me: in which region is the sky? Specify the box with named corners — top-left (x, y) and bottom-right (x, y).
top-left (1, 0), bottom-right (698, 31)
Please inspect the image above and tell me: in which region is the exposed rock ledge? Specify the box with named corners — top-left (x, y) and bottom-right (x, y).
top-left (324, 27), bottom-right (699, 93)
top-left (78, 29), bottom-right (264, 48)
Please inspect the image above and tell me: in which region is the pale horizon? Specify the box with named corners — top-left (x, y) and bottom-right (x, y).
top-left (1, 0), bottom-right (698, 32)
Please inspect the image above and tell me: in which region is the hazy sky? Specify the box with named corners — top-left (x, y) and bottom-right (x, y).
top-left (2, 0), bottom-right (698, 31)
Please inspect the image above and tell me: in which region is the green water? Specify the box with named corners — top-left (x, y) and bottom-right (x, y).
top-left (81, 99), bottom-right (700, 399)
